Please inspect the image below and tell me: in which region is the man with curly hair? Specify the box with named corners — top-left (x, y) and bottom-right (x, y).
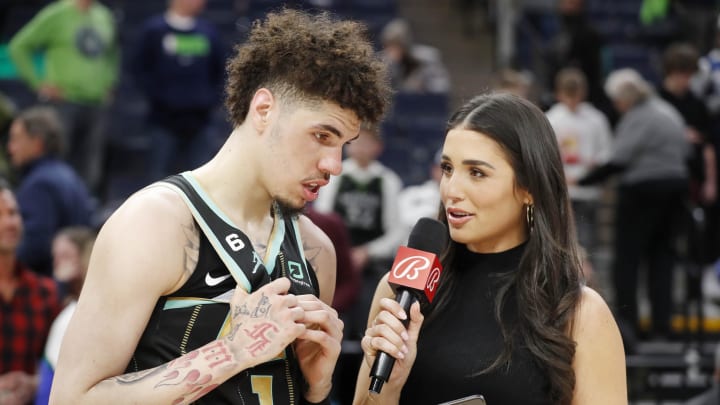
top-left (50, 9), bottom-right (390, 405)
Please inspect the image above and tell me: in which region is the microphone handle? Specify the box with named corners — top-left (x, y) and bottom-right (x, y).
top-left (369, 288), bottom-right (415, 394)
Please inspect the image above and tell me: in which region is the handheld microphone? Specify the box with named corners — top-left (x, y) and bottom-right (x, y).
top-left (368, 217), bottom-right (448, 394)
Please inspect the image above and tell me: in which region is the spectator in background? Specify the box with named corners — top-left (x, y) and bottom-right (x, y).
top-left (546, 0), bottom-right (612, 121)
top-left (546, 67), bottom-right (612, 263)
top-left (35, 226), bottom-right (96, 405)
top-left (693, 14), bottom-right (720, 118)
top-left (692, 21), bottom-right (720, 264)
top-left (379, 17), bottom-right (450, 94)
top-left (0, 92), bottom-right (15, 137)
top-left (7, 106), bottom-right (93, 277)
top-left (491, 68), bottom-right (535, 102)
top-left (8, 0), bottom-right (119, 194)
top-left (0, 179), bottom-right (61, 405)
top-left (130, 0), bottom-right (227, 183)
top-left (579, 68), bottom-right (690, 344)
top-left (660, 43), bottom-right (717, 266)
top-left (51, 226), bottom-right (96, 306)
top-left (0, 92), bottom-right (17, 182)
top-left (453, 0), bottom-right (489, 38)
top-left (314, 123), bottom-right (404, 340)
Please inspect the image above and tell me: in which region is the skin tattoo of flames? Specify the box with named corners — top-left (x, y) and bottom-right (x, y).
top-left (156, 344), bottom-right (234, 404)
top-left (112, 282), bottom-right (284, 401)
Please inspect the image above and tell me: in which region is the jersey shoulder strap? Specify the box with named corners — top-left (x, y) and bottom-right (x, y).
top-left (160, 173), bottom-right (272, 293)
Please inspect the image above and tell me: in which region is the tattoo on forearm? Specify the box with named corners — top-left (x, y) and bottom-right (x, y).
top-left (181, 222), bottom-right (200, 277)
top-left (155, 351), bottom-right (200, 388)
top-left (114, 366), bottom-right (167, 385)
top-left (201, 341), bottom-right (233, 369)
top-left (172, 383), bottom-right (220, 405)
top-left (112, 346), bottom-right (228, 403)
top-left (111, 352), bottom-right (197, 386)
top-left (161, 366), bottom-right (216, 405)
top-left (156, 348), bottom-right (223, 404)
top-left (245, 323), bottom-right (279, 357)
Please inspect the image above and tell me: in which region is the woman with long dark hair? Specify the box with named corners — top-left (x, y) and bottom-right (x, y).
top-left (353, 93), bottom-right (626, 404)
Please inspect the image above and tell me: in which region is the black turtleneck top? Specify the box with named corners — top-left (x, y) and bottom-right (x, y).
top-left (400, 243), bottom-right (553, 405)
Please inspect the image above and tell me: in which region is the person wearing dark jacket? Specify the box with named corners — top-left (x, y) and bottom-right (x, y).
top-left (130, 0), bottom-right (227, 183)
top-left (7, 106), bottom-right (93, 276)
top-left (579, 68), bottom-right (690, 344)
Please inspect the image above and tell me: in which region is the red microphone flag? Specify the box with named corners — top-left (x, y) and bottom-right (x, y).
top-left (387, 246), bottom-right (442, 304)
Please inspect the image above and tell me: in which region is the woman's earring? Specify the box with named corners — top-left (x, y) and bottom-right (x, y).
top-left (526, 204), bottom-right (534, 232)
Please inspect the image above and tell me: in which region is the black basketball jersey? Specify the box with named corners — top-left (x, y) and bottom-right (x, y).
top-left (332, 175), bottom-right (384, 246)
top-left (125, 173), bottom-right (320, 404)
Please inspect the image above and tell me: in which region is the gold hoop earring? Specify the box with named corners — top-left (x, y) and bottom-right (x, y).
top-left (526, 204), bottom-right (534, 232)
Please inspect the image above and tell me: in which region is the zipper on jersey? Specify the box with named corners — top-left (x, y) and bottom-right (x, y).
top-left (277, 250), bottom-right (297, 404)
top-left (278, 250), bottom-right (288, 279)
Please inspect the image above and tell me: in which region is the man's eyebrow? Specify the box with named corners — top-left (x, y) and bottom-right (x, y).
top-left (313, 124), bottom-right (342, 138)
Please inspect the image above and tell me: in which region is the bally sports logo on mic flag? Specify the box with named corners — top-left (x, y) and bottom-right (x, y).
top-left (388, 246), bottom-right (442, 303)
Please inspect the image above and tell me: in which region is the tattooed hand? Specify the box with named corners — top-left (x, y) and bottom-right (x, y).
top-left (293, 294), bottom-right (344, 402)
top-left (226, 278), bottom-right (305, 365)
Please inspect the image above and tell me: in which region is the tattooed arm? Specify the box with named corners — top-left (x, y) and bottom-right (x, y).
top-left (50, 187), bottom-right (306, 405)
top-left (294, 216), bottom-right (344, 403)
top-left (298, 215), bottom-right (336, 305)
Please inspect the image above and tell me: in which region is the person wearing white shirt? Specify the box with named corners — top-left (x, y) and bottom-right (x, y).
top-left (397, 150), bottom-right (442, 241)
top-left (313, 124), bottom-right (404, 339)
top-left (546, 67), bottom-right (612, 258)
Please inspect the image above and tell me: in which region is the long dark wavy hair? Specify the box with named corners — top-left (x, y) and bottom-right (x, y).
top-left (423, 93), bottom-right (584, 404)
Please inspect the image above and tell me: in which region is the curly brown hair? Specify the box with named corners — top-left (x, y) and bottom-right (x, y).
top-left (225, 9), bottom-right (391, 127)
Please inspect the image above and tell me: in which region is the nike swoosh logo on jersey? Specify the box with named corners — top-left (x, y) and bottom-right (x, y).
top-left (205, 272), bottom-right (231, 287)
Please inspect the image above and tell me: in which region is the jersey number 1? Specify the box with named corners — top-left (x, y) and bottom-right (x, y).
top-left (251, 375), bottom-right (273, 404)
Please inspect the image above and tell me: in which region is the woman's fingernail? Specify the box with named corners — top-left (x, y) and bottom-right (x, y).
top-left (398, 311), bottom-right (407, 320)
top-left (401, 331), bottom-right (409, 341)
top-left (401, 345), bottom-right (409, 354)
top-left (397, 350), bottom-right (405, 359)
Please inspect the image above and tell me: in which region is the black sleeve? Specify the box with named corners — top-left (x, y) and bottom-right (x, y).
top-left (577, 162), bottom-right (626, 186)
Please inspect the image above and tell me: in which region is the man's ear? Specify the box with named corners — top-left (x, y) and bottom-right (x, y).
top-left (29, 136), bottom-right (46, 157)
top-left (249, 88), bottom-right (274, 133)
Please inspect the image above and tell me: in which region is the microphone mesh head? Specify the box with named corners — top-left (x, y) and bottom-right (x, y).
top-left (407, 217), bottom-right (448, 255)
